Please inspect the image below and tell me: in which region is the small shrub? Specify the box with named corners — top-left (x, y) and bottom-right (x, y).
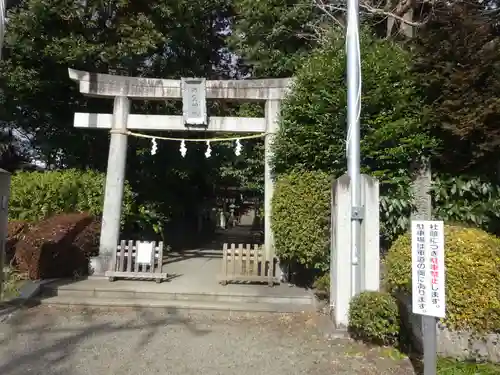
top-left (15, 213), bottom-right (96, 279)
top-left (312, 273), bottom-right (330, 299)
top-left (9, 169), bottom-right (134, 222)
top-left (383, 225), bottom-right (500, 333)
top-left (271, 170), bottom-right (331, 271)
top-left (348, 291), bottom-right (401, 345)
top-left (2, 268), bottom-right (26, 300)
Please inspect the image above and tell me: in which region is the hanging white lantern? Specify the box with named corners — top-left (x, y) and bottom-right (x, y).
top-left (205, 140), bottom-right (212, 158)
top-left (235, 139), bottom-right (242, 156)
top-left (180, 140), bottom-right (187, 157)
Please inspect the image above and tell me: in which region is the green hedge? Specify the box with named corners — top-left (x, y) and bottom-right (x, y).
top-left (271, 170), bottom-right (331, 270)
top-left (9, 169), bottom-right (134, 222)
top-left (348, 291), bottom-right (401, 345)
top-left (383, 225), bottom-right (500, 333)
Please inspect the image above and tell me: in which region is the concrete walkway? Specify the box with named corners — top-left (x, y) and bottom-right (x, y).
top-left (160, 225), bottom-right (270, 294)
top-left (0, 306), bottom-right (416, 375)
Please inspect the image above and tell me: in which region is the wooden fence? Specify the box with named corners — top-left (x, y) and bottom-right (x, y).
top-left (219, 243), bottom-right (279, 286)
top-left (105, 240), bottom-right (168, 283)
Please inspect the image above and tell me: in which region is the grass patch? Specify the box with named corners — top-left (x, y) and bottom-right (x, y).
top-left (380, 347), bottom-right (500, 374)
top-left (2, 269), bottom-right (27, 301)
top-left (437, 358), bottom-right (500, 374)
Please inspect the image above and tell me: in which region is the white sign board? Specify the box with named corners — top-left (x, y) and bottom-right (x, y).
top-left (181, 78), bottom-right (207, 125)
top-left (412, 220), bottom-right (446, 318)
top-left (136, 241), bottom-right (154, 264)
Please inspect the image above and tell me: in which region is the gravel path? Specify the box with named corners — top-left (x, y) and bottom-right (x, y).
top-left (0, 306), bottom-right (415, 375)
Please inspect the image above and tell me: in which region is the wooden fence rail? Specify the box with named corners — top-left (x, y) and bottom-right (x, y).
top-left (219, 243), bottom-right (279, 286)
top-left (105, 240), bottom-right (168, 283)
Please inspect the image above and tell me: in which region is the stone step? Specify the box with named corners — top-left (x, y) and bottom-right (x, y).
top-left (34, 295), bottom-right (316, 313)
top-left (41, 285), bottom-right (314, 306)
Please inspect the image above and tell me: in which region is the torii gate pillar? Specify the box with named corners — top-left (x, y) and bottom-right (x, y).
top-left (96, 96), bottom-right (130, 275)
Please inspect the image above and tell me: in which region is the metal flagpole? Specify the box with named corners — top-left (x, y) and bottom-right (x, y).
top-left (346, 0), bottom-right (362, 297)
top-left (0, 0), bottom-right (4, 301)
top-left (0, 0), bottom-right (5, 60)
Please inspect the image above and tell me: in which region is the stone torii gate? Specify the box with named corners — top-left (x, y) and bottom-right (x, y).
top-left (68, 68), bottom-right (292, 275)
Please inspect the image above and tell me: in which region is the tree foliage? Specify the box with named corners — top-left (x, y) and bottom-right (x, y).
top-left (272, 28), bottom-right (437, 182)
top-left (0, 0), bottom-right (246, 230)
top-left (414, 3), bottom-right (500, 179)
top-left (0, 127), bottom-right (28, 171)
top-left (230, 0), bottom-right (321, 78)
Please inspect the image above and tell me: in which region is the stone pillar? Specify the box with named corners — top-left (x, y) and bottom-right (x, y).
top-left (0, 169), bottom-right (11, 299)
top-left (330, 173), bottom-right (380, 328)
top-left (264, 100), bottom-right (280, 260)
top-left (360, 174), bottom-right (380, 292)
top-left (93, 96), bottom-right (130, 276)
top-left (330, 175), bottom-right (352, 328)
top-left (411, 158), bottom-right (432, 221)
top-left (410, 159), bottom-right (436, 372)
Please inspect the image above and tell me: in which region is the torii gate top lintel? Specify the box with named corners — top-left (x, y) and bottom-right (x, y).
top-left (68, 68), bottom-right (292, 101)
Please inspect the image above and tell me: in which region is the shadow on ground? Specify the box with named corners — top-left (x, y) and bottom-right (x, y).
top-left (0, 305), bottom-right (210, 375)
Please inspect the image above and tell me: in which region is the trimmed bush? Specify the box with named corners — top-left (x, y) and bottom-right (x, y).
top-left (383, 225), bottom-right (500, 333)
top-left (312, 273), bottom-right (330, 299)
top-left (271, 170), bottom-right (331, 270)
top-left (9, 169), bottom-right (134, 222)
top-left (15, 213), bottom-right (97, 279)
top-left (348, 291), bottom-right (401, 345)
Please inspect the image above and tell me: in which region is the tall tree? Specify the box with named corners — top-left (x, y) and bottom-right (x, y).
top-left (230, 0), bottom-right (323, 78)
top-left (0, 0), bottom-right (238, 225)
top-left (413, 3), bottom-right (500, 179)
top-left (0, 0), bottom-right (234, 168)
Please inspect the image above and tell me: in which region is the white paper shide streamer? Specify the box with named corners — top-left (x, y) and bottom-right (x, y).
top-left (235, 139), bottom-right (242, 156)
top-left (150, 138), bottom-right (158, 155)
top-left (204, 141), bottom-right (212, 158)
top-left (180, 140), bottom-right (187, 157)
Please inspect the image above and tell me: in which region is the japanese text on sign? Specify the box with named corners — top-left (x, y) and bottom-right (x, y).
top-left (181, 78), bottom-right (207, 125)
top-left (411, 220), bottom-right (446, 318)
